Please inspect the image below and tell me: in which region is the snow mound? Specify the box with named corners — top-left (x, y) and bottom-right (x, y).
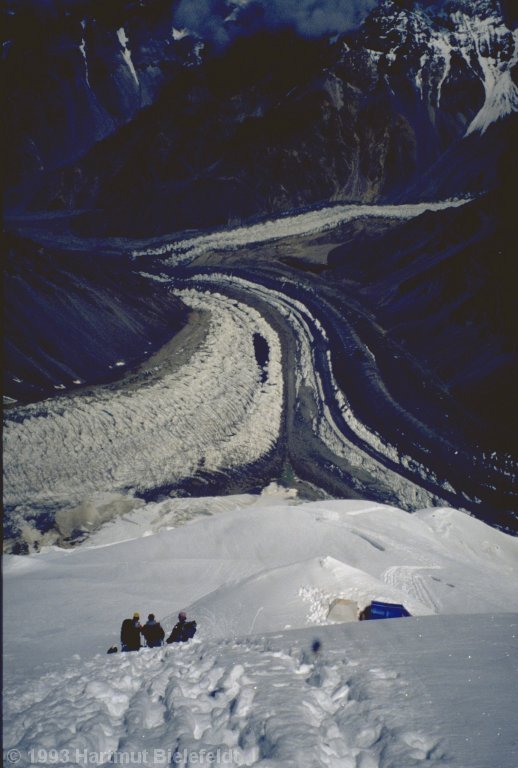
top-left (180, 555), bottom-right (432, 640)
top-left (4, 497), bottom-right (517, 680)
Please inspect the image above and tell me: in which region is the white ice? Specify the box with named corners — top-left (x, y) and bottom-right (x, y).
top-left (79, 21), bottom-right (90, 88)
top-left (460, 16), bottom-right (518, 135)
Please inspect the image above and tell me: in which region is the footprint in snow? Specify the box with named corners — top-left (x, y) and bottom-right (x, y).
top-left (401, 731), bottom-right (440, 760)
top-left (369, 667), bottom-right (399, 681)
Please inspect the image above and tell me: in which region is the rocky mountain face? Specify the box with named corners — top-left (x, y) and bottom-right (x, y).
top-left (4, 0), bottom-right (517, 233)
top-left (3, 0), bottom-right (202, 205)
top-left (326, 182), bottom-right (516, 451)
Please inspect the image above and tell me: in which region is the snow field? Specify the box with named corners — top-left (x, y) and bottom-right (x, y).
top-left (0, 631), bottom-right (446, 768)
top-left (4, 614), bottom-right (517, 767)
top-left (3, 496), bottom-right (518, 767)
top-left (4, 498), bottom-right (517, 675)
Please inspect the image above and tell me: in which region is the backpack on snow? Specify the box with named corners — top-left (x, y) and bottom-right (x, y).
top-left (184, 620), bottom-right (197, 640)
top-left (142, 621), bottom-right (165, 647)
top-left (167, 620), bottom-right (197, 644)
top-left (121, 618), bottom-right (141, 651)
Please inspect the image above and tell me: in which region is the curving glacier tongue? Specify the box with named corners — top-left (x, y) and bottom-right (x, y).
top-left (3, 289), bottom-right (283, 512)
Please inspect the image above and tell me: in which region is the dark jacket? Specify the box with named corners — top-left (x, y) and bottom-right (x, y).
top-left (141, 619), bottom-right (165, 648)
top-left (166, 619), bottom-right (197, 644)
top-left (121, 618), bottom-right (142, 651)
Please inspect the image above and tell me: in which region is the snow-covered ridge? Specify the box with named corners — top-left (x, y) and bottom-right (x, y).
top-left (3, 496), bottom-right (518, 767)
top-left (462, 15), bottom-right (518, 134)
top-left (5, 497), bottom-right (518, 668)
top-left (131, 199), bottom-right (470, 264)
top-left (376, 0), bottom-right (518, 134)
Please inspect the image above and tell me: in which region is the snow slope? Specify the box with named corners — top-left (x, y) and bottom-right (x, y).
top-left (4, 496), bottom-right (518, 768)
top-left (3, 495), bottom-right (518, 767)
top-left (4, 615), bottom-right (518, 768)
top-left (4, 494), bottom-right (517, 668)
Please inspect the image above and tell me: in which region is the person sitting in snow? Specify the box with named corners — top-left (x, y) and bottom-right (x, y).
top-left (166, 611), bottom-right (197, 644)
top-left (141, 614), bottom-right (165, 648)
top-left (120, 612), bottom-right (143, 652)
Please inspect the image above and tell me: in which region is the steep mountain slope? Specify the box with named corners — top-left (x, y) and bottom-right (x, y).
top-left (2, 0), bottom-right (201, 205)
top-left (4, 0), bottom-right (517, 233)
top-left (326, 183), bottom-right (517, 450)
top-left (3, 233), bottom-right (188, 403)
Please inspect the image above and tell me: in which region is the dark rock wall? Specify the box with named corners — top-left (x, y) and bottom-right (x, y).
top-left (3, 0), bottom-right (197, 206)
top-left (3, 233), bottom-right (188, 403)
top-left (4, 0), bottom-right (516, 234)
top-left (327, 186), bottom-right (517, 449)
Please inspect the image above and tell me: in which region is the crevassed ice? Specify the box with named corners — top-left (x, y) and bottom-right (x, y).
top-left (3, 291), bottom-right (283, 510)
top-left (131, 199), bottom-right (470, 263)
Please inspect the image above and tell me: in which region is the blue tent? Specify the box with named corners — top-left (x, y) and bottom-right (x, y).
top-left (361, 601), bottom-right (411, 620)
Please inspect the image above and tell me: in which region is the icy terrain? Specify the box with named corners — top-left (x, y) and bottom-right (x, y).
top-left (3, 494), bottom-right (518, 767)
top-left (4, 289), bottom-right (283, 511)
top-left (371, 0), bottom-right (518, 136)
top-left (117, 28), bottom-right (140, 88)
top-left (7, 197), bottom-right (496, 551)
top-left (131, 200), bottom-right (470, 264)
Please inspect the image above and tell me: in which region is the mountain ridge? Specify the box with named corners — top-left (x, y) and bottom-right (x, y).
top-left (4, 0), bottom-right (517, 232)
